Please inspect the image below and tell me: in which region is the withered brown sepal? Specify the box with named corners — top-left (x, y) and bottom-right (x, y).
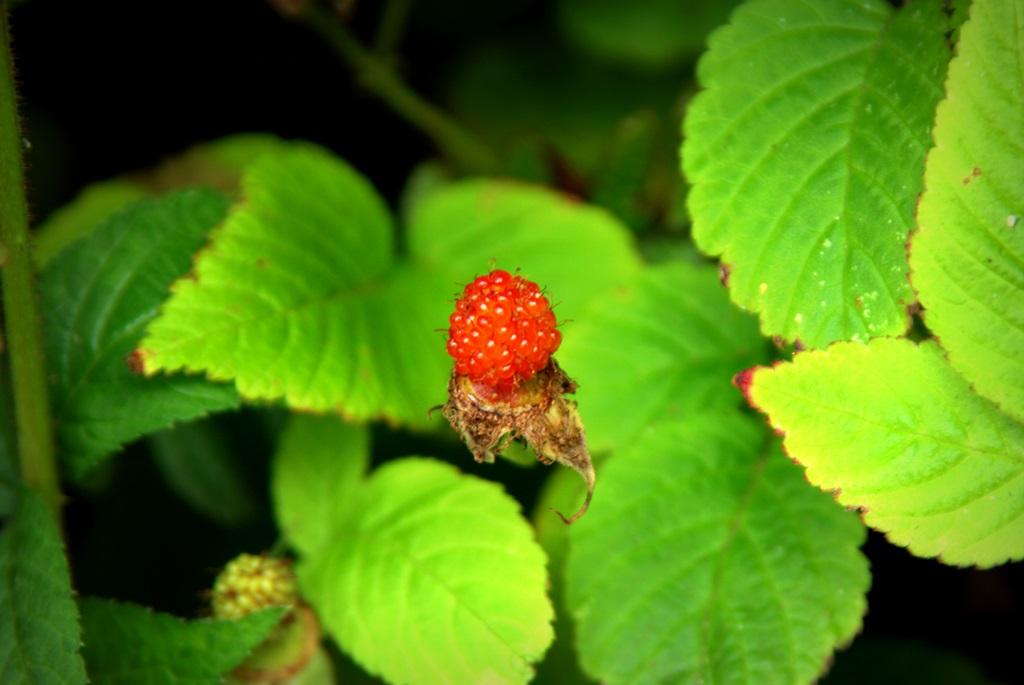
top-left (442, 359), bottom-right (595, 524)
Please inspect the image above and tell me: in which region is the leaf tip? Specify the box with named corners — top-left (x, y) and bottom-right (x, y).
top-left (845, 499), bottom-right (869, 516)
top-left (732, 366), bottom-right (764, 410)
top-left (125, 348), bottom-right (151, 375)
top-left (718, 262), bottom-right (731, 287)
top-left (771, 335), bottom-right (803, 352)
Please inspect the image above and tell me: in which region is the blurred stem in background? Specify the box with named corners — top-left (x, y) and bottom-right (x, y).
top-left (0, 2), bottom-right (61, 518)
top-left (298, 2), bottom-right (499, 174)
top-left (373, 0), bottom-right (413, 59)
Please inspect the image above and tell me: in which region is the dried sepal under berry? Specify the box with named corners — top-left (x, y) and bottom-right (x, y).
top-left (443, 361), bottom-right (594, 523)
top-left (442, 270), bottom-right (595, 524)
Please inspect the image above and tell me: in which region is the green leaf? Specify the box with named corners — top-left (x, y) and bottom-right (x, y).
top-left (141, 143), bottom-right (640, 425)
top-left (149, 419), bottom-right (256, 527)
top-left (300, 457), bottom-right (554, 685)
top-left (271, 414), bottom-right (369, 556)
top-left (558, 261), bottom-right (767, 453)
top-left (947, 0), bottom-right (972, 38)
top-left (746, 338), bottom-right (1024, 567)
top-left (910, 0), bottom-right (1024, 423)
top-left (145, 133), bottom-right (292, 193)
top-left (448, 37), bottom-right (683, 172)
top-left (683, 0), bottom-right (950, 348)
top-left (0, 489), bottom-right (88, 685)
top-left (535, 469), bottom-right (588, 579)
top-left (43, 189), bottom-right (239, 479)
top-left (590, 112), bottom-right (659, 232)
top-left (398, 160), bottom-right (454, 225)
top-left (79, 598), bottom-right (281, 685)
top-left (138, 144), bottom-right (411, 415)
top-left (33, 135), bottom-right (290, 268)
top-left (406, 178), bottom-right (642, 325)
top-left (558, 0), bottom-right (740, 69)
top-left (566, 414), bottom-right (868, 685)
top-left (532, 468), bottom-right (595, 685)
top-left (33, 181), bottom-right (146, 267)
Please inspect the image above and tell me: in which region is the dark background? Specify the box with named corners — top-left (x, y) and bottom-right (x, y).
top-left (8, 1), bottom-right (1020, 683)
top-left (14, 0), bottom-right (431, 216)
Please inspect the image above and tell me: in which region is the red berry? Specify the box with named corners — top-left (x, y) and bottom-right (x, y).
top-left (446, 269), bottom-right (561, 392)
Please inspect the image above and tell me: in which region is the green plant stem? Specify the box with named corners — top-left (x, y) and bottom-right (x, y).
top-left (303, 6), bottom-right (498, 173)
top-left (374, 0), bottom-right (413, 57)
top-left (0, 4), bottom-right (61, 518)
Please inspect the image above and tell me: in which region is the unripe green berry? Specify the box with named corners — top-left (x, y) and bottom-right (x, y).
top-left (212, 554), bottom-right (297, 620)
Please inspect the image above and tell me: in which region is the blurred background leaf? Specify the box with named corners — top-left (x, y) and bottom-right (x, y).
top-left (447, 34), bottom-right (683, 176)
top-left (823, 638), bottom-right (999, 685)
top-left (149, 418), bottom-right (257, 528)
top-left (557, 0), bottom-right (740, 70)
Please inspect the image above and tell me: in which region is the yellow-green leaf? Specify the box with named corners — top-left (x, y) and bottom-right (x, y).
top-left (911, 0), bottom-right (1024, 422)
top-left (747, 338), bottom-right (1024, 567)
top-left (271, 415), bottom-right (369, 556)
top-left (298, 458), bottom-right (554, 685)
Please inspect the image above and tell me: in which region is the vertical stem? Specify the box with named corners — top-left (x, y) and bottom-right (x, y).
top-left (0, 4), bottom-right (61, 517)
